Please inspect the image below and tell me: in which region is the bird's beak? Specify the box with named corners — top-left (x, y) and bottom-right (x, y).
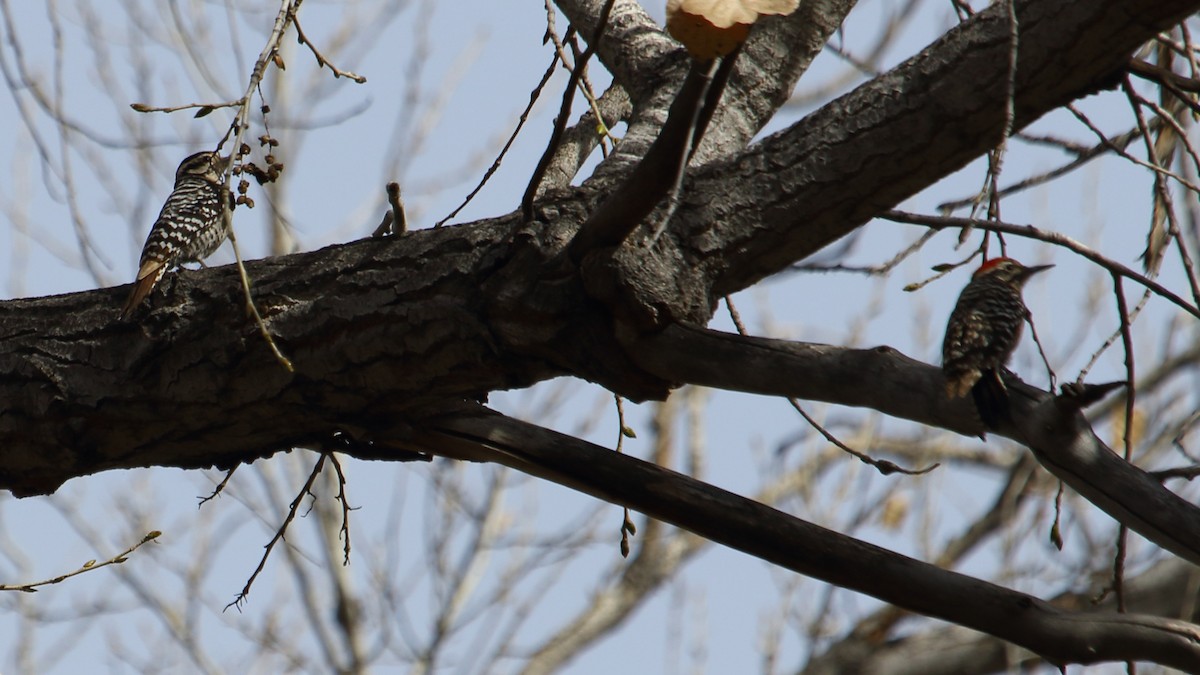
top-left (1022, 263), bottom-right (1054, 279)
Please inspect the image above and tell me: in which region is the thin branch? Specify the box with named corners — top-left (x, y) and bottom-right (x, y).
top-left (1025, 308), bottom-right (1057, 393)
top-left (613, 393), bottom-right (637, 557)
top-left (522, 0), bottom-right (617, 222)
top-left (1113, 272), bottom-right (1137, 622)
top-left (0, 531), bottom-right (161, 592)
top-left (832, 454), bottom-right (1041, 647)
top-left (130, 100), bottom-right (242, 115)
top-left (211, 0), bottom-right (304, 373)
top-left (198, 466), bottom-right (238, 507)
top-left (544, 1), bottom-right (615, 147)
top-left (326, 453), bottom-right (354, 565)
top-left (1068, 102), bottom-right (1200, 198)
top-left (938, 123), bottom-right (1157, 212)
top-left (882, 210), bottom-right (1200, 319)
top-left (1130, 57), bottom-right (1200, 93)
top-left (1123, 75), bottom-right (1187, 280)
top-left (725, 295), bottom-right (938, 476)
top-left (438, 43), bottom-right (561, 227)
top-left (1151, 464), bottom-right (1200, 482)
top-left (227, 452), bottom-right (327, 611)
top-left (289, 10), bottom-right (367, 83)
top-left (226, 225), bottom-right (294, 371)
top-left (1076, 287), bottom-right (1152, 384)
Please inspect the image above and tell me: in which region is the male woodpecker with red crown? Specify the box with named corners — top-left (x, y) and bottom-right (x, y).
top-left (942, 257), bottom-right (1053, 427)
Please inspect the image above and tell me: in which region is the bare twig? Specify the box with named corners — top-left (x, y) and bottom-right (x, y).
top-left (1113, 273), bottom-right (1137, 465)
top-left (1076, 288), bottom-right (1152, 384)
top-left (1150, 464), bottom-right (1200, 482)
top-left (437, 44), bottom-right (561, 227)
top-left (793, 230), bottom-right (936, 276)
top-left (724, 296), bottom-right (937, 476)
top-left (1112, 272), bottom-right (1137, 621)
top-left (1025, 307), bottom-right (1057, 393)
top-left (1051, 479), bottom-right (1065, 549)
top-left (0, 531), bottom-right (161, 593)
top-left (902, 248), bottom-right (982, 293)
top-left (522, 0), bottom-right (616, 222)
top-left (1068, 103), bottom-right (1200, 197)
top-left (613, 394), bottom-right (637, 557)
top-left (543, 1), bottom-right (615, 148)
top-left (1123, 76), bottom-right (1184, 278)
top-left (289, 10), bottom-right (366, 83)
top-left (227, 452), bottom-right (327, 610)
top-left (326, 453), bottom-right (354, 565)
top-left (215, 0), bottom-right (304, 373)
top-left (938, 123), bottom-right (1158, 212)
top-left (226, 225), bottom-right (294, 371)
top-left (130, 100), bottom-right (242, 115)
top-left (198, 466), bottom-right (239, 507)
top-left (650, 50), bottom-right (743, 244)
top-left (883, 210), bottom-right (1200, 319)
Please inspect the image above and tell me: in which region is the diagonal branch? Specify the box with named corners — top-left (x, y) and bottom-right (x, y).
top-left (392, 403), bottom-right (1200, 671)
top-left (626, 322), bottom-right (1200, 566)
top-left (681, 0), bottom-right (1200, 296)
top-left (803, 557), bottom-right (1200, 674)
top-left (567, 58), bottom-right (721, 260)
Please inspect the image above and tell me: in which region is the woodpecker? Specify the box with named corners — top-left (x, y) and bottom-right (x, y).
top-left (121, 151), bottom-right (233, 319)
top-left (942, 257), bottom-right (1052, 426)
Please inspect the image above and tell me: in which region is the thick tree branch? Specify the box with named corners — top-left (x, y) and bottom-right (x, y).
top-left (552, 0), bottom-right (675, 104)
top-left (570, 0), bottom-right (854, 185)
top-left (536, 84), bottom-right (631, 197)
top-left (628, 323), bottom-right (1200, 567)
top-left (677, 0), bottom-right (1200, 296)
top-left (0, 221), bottom-right (552, 495)
top-left (1, 0), bottom-right (1195, 502)
top-left (392, 404), bottom-right (1200, 671)
top-left (568, 58), bottom-right (721, 260)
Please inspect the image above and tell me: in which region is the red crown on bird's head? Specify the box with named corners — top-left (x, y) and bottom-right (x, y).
top-left (972, 257), bottom-right (1019, 278)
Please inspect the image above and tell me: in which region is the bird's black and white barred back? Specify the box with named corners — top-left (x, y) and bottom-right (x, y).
top-left (942, 257), bottom-right (1052, 426)
top-left (121, 151), bottom-right (233, 319)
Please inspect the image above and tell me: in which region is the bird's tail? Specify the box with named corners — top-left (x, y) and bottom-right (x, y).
top-left (944, 371), bottom-right (978, 399)
top-left (121, 260), bottom-right (167, 320)
top-left (970, 369), bottom-right (1010, 428)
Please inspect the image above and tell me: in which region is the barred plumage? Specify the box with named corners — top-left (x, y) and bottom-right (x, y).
top-left (942, 257), bottom-right (1052, 425)
top-left (121, 151), bottom-right (232, 319)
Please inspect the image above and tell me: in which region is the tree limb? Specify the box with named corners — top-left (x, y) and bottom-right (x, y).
top-left (628, 322), bottom-right (1200, 567)
top-left (803, 558), bottom-right (1200, 675)
top-left (394, 403), bottom-right (1200, 671)
top-left (680, 0), bottom-right (1200, 296)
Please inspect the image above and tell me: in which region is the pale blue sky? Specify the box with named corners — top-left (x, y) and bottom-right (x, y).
top-left (0, 2), bottom-right (1192, 674)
